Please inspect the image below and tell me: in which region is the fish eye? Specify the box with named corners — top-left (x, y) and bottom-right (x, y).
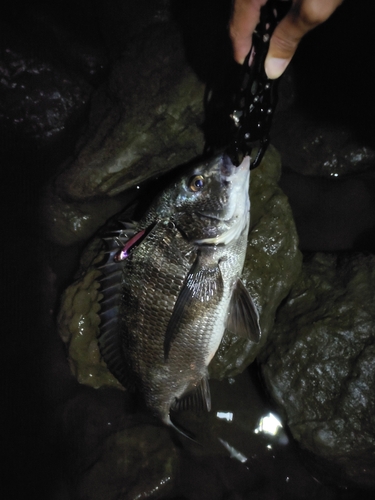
top-left (189, 175), bottom-right (205, 192)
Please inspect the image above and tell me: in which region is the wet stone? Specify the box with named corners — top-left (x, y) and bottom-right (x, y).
top-left (42, 20), bottom-right (206, 246)
top-left (260, 253), bottom-right (375, 489)
top-left (56, 28), bottom-right (205, 197)
top-left (272, 113), bottom-right (375, 177)
top-left (57, 145), bottom-right (302, 387)
top-left (76, 424), bottom-right (178, 500)
top-left (0, 35), bottom-right (92, 149)
top-left (58, 386), bottom-right (178, 499)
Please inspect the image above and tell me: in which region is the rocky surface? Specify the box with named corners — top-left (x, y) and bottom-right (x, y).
top-left (278, 168), bottom-right (375, 253)
top-left (3, 0), bottom-right (375, 498)
top-left (271, 0), bottom-right (375, 179)
top-left (58, 368), bottom-right (339, 500)
top-left (0, 3), bottom-right (107, 164)
top-left (273, 114), bottom-right (375, 178)
top-left (42, 20), bottom-right (206, 246)
top-left (260, 252), bottom-right (375, 489)
top-left (57, 146), bottom-right (302, 387)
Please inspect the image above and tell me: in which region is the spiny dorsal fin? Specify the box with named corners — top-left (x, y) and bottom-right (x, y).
top-left (163, 252), bottom-right (224, 360)
top-left (96, 221), bottom-right (138, 388)
top-left (226, 278), bottom-right (261, 343)
top-left (171, 376), bottom-right (211, 413)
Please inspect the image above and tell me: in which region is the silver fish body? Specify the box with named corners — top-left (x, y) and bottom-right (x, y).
top-left (97, 153), bottom-right (260, 430)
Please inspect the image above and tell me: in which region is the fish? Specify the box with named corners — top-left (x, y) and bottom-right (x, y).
top-left (96, 153), bottom-right (261, 436)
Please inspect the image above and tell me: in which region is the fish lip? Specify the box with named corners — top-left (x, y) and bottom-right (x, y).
top-left (196, 212), bottom-right (230, 222)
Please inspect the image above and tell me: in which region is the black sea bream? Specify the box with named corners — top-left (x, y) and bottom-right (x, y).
top-left (97, 153), bottom-right (261, 434)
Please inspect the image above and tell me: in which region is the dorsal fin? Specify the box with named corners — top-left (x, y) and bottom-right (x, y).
top-left (97, 221), bottom-right (160, 386)
top-left (163, 252), bottom-right (224, 360)
top-left (226, 278), bottom-right (261, 343)
top-left (96, 221), bottom-right (138, 388)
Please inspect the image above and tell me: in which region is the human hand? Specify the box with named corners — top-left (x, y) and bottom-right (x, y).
top-left (230, 0), bottom-right (343, 79)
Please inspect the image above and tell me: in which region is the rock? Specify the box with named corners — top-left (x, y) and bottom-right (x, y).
top-left (63, 25), bottom-right (206, 201)
top-left (270, 0), bottom-right (375, 179)
top-left (260, 252), bottom-right (375, 488)
top-left (278, 168), bottom-right (375, 253)
top-left (42, 19), bottom-right (206, 246)
top-left (57, 145), bottom-right (302, 387)
top-left (58, 387), bottom-right (178, 500)
top-left (60, 370), bottom-right (338, 500)
top-left (76, 424), bottom-right (178, 500)
top-left (0, 19), bottom-right (92, 151)
top-left (272, 114), bottom-right (375, 177)
top-left (40, 187), bottom-right (135, 247)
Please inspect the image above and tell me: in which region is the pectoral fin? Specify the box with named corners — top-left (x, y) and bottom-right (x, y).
top-left (226, 279), bottom-right (261, 343)
top-left (164, 252), bottom-right (224, 360)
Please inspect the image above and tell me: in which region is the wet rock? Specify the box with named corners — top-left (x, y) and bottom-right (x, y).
top-left (43, 19), bottom-right (206, 246)
top-left (76, 424), bottom-right (178, 500)
top-left (91, 0), bottom-right (172, 57)
top-left (0, 24), bottom-right (92, 151)
top-left (59, 387), bottom-right (178, 499)
top-left (40, 188), bottom-right (134, 247)
top-left (272, 113), bottom-right (375, 177)
top-left (54, 21), bottom-right (204, 196)
top-left (57, 145), bottom-right (302, 387)
top-left (61, 370), bottom-right (339, 500)
top-left (32, 7), bottom-right (110, 85)
top-left (270, 0), bottom-right (375, 179)
top-left (260, 253), bottom-right (375, 488)
top-left (278, 169), bottom-right (375, 253)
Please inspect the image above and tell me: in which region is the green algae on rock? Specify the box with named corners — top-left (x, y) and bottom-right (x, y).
top-left (58, 265), bottom-right (123, 390)
top-left (58, 146), bottom-right (302, 387)
top-left (260, 252), bottom-right (375, 488)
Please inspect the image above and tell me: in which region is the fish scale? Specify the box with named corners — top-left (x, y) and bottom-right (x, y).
top-left (97, 153), bottom-right (261, 435)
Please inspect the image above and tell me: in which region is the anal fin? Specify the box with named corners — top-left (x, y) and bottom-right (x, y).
top-left (171, 376), bottom-right (211, 413)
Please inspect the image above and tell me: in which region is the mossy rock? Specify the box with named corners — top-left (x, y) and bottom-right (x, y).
top-left (260, 252), bottom-right (375, 488)
top-left (58, 145), bottom-right (302, 387)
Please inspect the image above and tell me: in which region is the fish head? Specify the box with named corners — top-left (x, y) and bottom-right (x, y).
top-left (155, 153), bottom-right (251, 244)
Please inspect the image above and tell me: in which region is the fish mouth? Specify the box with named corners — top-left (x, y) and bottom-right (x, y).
top-left (197, 212), bottom-right (231, 222)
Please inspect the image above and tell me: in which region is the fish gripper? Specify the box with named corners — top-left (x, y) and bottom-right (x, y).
top-left (204, 0), bottom-right (292, 169)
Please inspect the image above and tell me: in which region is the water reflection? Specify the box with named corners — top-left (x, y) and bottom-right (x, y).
top-left (218, 438), bottom-right (248, 463)
top-left (216, 411), bottom-right (233, 422)
top-left (254, 412), bottom-right (289, 445)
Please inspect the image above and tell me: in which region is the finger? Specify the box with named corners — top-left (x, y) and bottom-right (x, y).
top-left (265, 0), bottom-right (343, 79)
top-left (230, 0), bottom-right (268, 64)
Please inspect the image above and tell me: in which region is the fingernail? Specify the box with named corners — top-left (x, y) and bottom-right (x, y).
top-left (265, 57), bottom-right (290, 79)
